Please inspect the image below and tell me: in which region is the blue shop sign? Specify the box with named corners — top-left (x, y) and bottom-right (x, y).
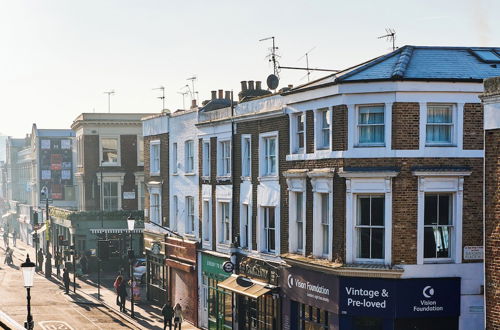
top-left (395, 277), bottom-right (460, 317)
top-left (339, 277), bottom-right (461, 318)
top-left (339, 277), bottom-right (395, 317)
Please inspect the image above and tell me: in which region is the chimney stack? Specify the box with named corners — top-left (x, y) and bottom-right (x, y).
top-left (211, 91), bottom-right (217, 100)
top-left (191, 99), bottom-right (197, 109)
top-left (218, 89), bottom-right (223, 99)
top-left (248, 80), bottom-right (254, 90)
top-left (256, 81), bottom-right (262, 90)
top-left (288, 84), bottom-right (293, 88)
top-left (241, 81), bottom-right (247, 91)
top-left (225, 91), bottom-right (231, 100)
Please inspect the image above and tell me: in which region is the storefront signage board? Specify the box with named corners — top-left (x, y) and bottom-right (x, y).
top-left (239, 257), bottom-right (279, 286)
top-left (202, 254), bottom-right (230, 279)
top-left (281, 266), bottom-right (339, 313)
top-left (339, 277), bottom-right (461, 318)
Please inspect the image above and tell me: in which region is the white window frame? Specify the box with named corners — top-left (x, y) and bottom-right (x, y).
top-left (414, 170), bottom-right (470, 264)
top-left (425, 103), bottom-right (456, 146)
top-left (218, 201), bottom-right (231, 245)
top-left (172, 143), bottom-right (178, 175)
top-left (202, 141), bottom-right (210, 178)
top-left (218, 140), bottom-right (231, 177)
top-left (290, 113), bottom-right (306, 154)
top-left (185, 140), bottom-right (194, 174)
top-left (102, 181), bottom-right (120, 211)
top-left (308, 169), bottom-right (334, 259)
top-left (284, 170), bottom-right (308, 255)
top-left (355, 104), bottom-right (385, 147)
top-left (241, 135), bottom-right (251, 178)
top-left (149, 187), bottom-right (161, 225)
top-left (149, 140), bottom-right (160, 176)
top-left (137, 135), bottom-right (144, 166)
top-left (100, 136), bottom-right (121, 166)
top-left (240, 203), bottom-right (252, 249)
top-left (202, 199), bottom-right (211, 243)
top-left (99, 172), bottom-right (125, 211)
top-left (185, 196), bottom-right (195, 235)
top-left (340, 170), bottom-right (397, 265)
top-left (315, 108), bottom-right (331, 150)
top-left (355, 194), bottom-right (385, 261)
top-left (259, 131), bottom-right (278, 179)
top-left (262, 206), bottom-right (276, 253)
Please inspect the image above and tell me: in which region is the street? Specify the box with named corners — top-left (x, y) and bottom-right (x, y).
top-left (0, 234), bottom-right (198, 329)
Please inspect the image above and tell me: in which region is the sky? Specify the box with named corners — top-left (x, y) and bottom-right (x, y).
top-left (1, 0), bottom-right (499, 137)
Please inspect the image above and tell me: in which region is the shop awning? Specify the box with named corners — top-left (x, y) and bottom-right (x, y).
top-left (217, 275), bottom-right (271, 299)
top-left (89, 228), bottom-right (144, 234)
top-left (35, 224), bottom-right (47, 233)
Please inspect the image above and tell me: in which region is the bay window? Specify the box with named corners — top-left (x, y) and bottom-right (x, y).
top-left (426, 104), bottom-right (454, 145)
top-left (357, 105), bottom-right (385, 146)
top-left (317, 108), bottom-right (331, 149)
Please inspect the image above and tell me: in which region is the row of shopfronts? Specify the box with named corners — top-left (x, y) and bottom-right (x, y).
top-left (144, 238), bottom-right (462, 330)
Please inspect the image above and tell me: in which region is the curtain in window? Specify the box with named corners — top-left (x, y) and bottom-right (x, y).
top-left (426, 106), bottom-right (452, 143)
top-left (359, 106), bottom-right (384, 144)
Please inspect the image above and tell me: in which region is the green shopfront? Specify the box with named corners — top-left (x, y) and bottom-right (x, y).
top-left (201, 253), bottom-right (232, 330)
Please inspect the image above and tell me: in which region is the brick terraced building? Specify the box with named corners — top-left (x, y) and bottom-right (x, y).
top-left (141, 46), bottom-right (499, 330)
top-left (481, 76), bottom-right (500, 330)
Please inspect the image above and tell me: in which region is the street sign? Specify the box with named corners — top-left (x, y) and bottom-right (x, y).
top-left (222, 261), bottom-right (235, 273)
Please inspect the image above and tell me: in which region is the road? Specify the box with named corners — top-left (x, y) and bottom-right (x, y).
top-left (0, 240), bottom-right (138, 329)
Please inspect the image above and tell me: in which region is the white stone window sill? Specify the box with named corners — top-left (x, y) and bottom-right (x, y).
top-left (150, 172), bottom-right (160, 177)
top-left (216, 176), bottom-right (231, 181)
top-left (425, 144), bottom-right (456, 147)
top-left (184, 172), bottom-right (195, 176)
top-left (201, 176), bottom-right (210, 180)
top-left (101, 163), bottom-right (121, 167)
top-left (172, 172), bottom-right (179, 176)
top-left (423, 258), bottom-right (454, 264)
top-left (354, 144), bottom-right (385, 148)
top-left (258, 175), bottom-right (278, 182)
top-left (240, 176), bottom-right (251, 181)
top-left (184, 233), bottom-right (197, 240)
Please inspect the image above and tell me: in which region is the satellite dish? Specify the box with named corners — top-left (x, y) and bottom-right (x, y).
top-left (267, 74), bottom-right (279, 90)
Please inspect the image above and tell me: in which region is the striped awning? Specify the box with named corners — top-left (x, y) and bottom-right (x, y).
top-left (90, 228), bottom-right (144, 234)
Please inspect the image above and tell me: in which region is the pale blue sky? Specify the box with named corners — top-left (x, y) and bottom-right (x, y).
top-left (1, 0), bottom-right (499, 137)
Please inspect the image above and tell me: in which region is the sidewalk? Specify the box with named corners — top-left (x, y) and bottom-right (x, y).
top-left (1, 232), bottom-right (199, 330)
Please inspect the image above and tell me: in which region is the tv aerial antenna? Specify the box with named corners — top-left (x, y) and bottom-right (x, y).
top-left (187, 76), bottom-right (198, 103)
top-left (297, 47), bottom-right (316, 82)
top-left (152, 86), bottom-right (166, 110)
top-left (103, 90), bottom-right (115, 113)
top-left (378, 28), bottom-right (397, 51)
top-left (259, 36), bottom-right (281, 90)
top-left (177, 91), bottom-right (189, 109)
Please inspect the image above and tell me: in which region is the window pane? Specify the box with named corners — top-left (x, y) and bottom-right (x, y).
top-left (358, 197), bottom-right (370, 225)
top-left (371, 197), bottom-right (384, 226)
top-left (424, 195), bottom-right (437, 225)
top-left (426, 125), bottom-right (451, 143)
top-left (358, 228), bottom-right (370, 258)
top-left (438, 195), bottom-right (451, 225)
top-left (359, 125), bottom-right (384, 144)
top-left (424, 226), bottom-right (451, 258)
top-left (371, 228), bottom-right (384, 259)
top-left (322, 224), bottom-right (329, 255)
top-left (321, 194), bottom-right (329, 224)
top-left (359, 106), bottom-right (384, 124)
top-left (297, 221), bottom-right (303, 250)
top-left (428, 106), bottom-right (452, 123)
top-left (102, 138), bottom-right (118, 163)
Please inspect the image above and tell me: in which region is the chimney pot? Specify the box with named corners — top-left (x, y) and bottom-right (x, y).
top-left (218, 89), bottom-right (223, 99)
top-left (240, 81), bottom-right (247, 91)
top-left (191, 99), bottom-right (197, 108)
top-left (288, 84), bottom-right (293, 88)
top-left (225, 91), bottom-right (231, 100)
top-left (248, 80), bottom-right (254, 90)
top-left (256, 81), bottom-right (262, 90)
top-left (211, 91), bottom-right (217, 100)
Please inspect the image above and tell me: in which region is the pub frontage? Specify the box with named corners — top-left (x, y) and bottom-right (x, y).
top-left (144, 229), bottom-right (168, 306)
top-left (217, 256), bottom-right (282, 330)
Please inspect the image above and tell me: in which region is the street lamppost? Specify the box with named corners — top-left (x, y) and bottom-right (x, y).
top-left (127, 214), bottom-right (135, 318)
top-left (69, 227), bottom-right (77, 293)
top-left (21, 254), bottom-right (36, 330)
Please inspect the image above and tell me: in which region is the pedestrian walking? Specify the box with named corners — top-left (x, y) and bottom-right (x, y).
top-left (2, 230), bottom-right (8, 248)
top-left (62, 268), bottom-right (70, 294)
top-left (173, 303), bottom-right (183, 330)
top-left (4, 247), bottom-right (13, 265)
top-left (162, 302), bottom-right (174, 330)
top-left (79, 254), bottom-right (88, 274)
top-left (55, 251), bottom-right (62, 277)
top-left (113, 275), bottom-right (123, 306)
top-left (12, 230), bottom-right (16, 247)
top-left (37, 248), bottom-right (44, 272)
top-left (117, 276), bottom-right (128, 312)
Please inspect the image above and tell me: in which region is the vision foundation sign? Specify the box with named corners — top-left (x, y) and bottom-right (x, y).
top-left (340, 277), bottom-right (460, 318)
top-left (281, 266), bottom-right (338, 313)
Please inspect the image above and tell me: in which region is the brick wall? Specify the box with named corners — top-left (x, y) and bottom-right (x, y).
top-left (485, 128), bottom-right (500, 329)
top-left (306, 110), bottom-right (314, 153)
top-left (392, 102), bottom-right (420, 150)
top-left (463, 103), bottom-right (484, 150)
top-left (332, 105), bottom-right (348, 151)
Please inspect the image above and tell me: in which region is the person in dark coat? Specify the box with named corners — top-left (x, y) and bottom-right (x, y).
top-left (55, 252), bottom-right (62, 277)
top-left (62, 268), bottom-right (70, 294)
top-left (12, 230), bottom-right (16, 247)
top-left (162, 302), bottom-right (174, 330)
top-left (37, 248), bottom-right (44, 272)
top-left (79, 254), bottom-right (88, 274)
top-left (117, 278), bottom-right (128, 312)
